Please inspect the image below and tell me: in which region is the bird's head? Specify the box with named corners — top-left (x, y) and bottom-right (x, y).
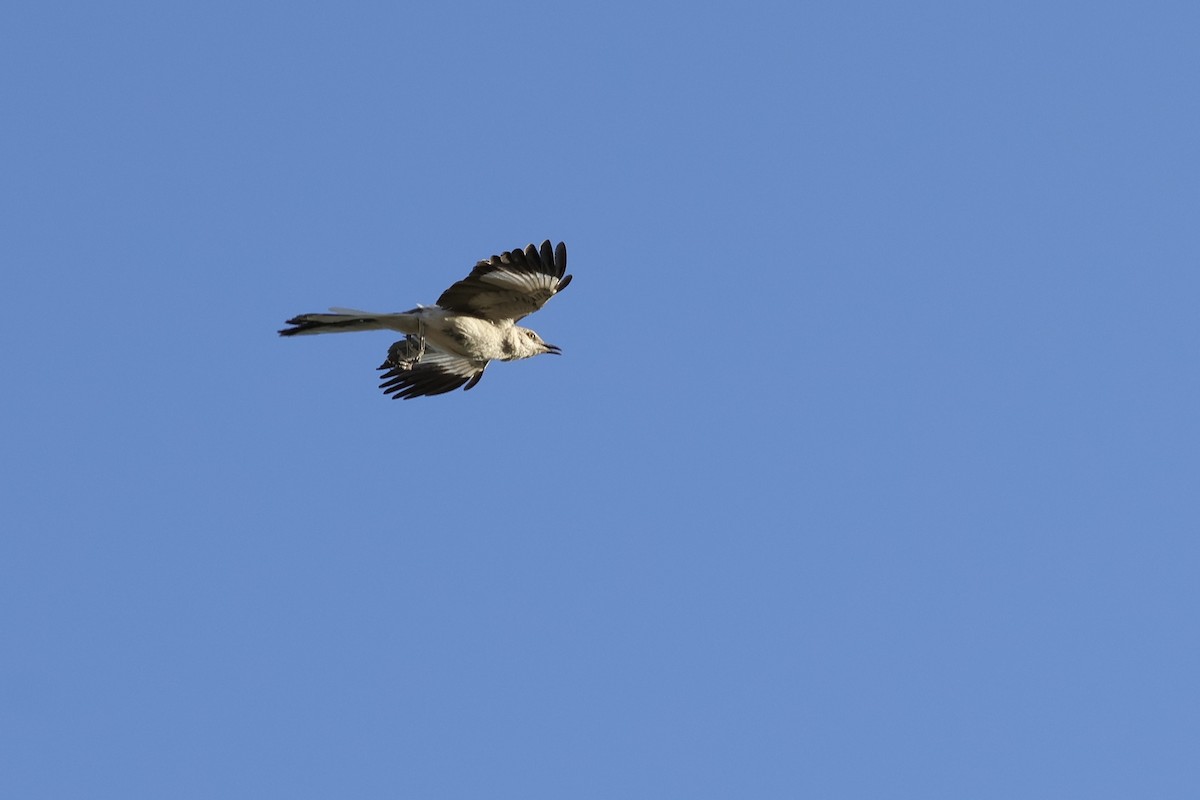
top-left (509, 327), bottom-right (561, 360)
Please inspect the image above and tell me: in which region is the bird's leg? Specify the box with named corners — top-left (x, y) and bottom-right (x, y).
top-left (395, 320), bottom-right (426, 370)
top-left (412, 319), bottom-right (426, 363)
top-left (381, 321), bottom-right (428, 373)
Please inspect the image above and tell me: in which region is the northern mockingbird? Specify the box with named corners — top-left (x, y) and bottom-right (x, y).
top-left (279, 240), bottom-right (572, 399)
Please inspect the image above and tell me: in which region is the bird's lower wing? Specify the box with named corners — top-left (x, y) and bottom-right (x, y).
top-left (377, 342), bottom-right (487, 399)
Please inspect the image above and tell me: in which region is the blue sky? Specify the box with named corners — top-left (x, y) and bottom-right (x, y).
top-left (3, 1), bottom-right (1198, 797)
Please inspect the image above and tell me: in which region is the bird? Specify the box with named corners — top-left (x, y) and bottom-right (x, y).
top-left (279, 240), bottom-right (572, 399)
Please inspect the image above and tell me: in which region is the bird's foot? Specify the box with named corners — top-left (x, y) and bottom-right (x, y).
top-left (380, 332), bottom-right (426, 371)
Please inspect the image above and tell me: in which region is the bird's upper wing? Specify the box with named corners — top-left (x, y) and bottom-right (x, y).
top-left (376, 340), bottom-right (487, 399)
top-left (436, 240), bottom-right (572, 322)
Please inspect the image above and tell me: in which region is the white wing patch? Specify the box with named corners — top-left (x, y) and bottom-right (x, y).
top-left (479, 269), bottom-right (556, 295)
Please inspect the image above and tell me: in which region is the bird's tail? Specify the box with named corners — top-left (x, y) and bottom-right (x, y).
top-left (278, 308), bottom-right (418, 337)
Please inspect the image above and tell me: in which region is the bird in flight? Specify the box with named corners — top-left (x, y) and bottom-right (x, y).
top-left (279, 240), bottom-right (572, 399)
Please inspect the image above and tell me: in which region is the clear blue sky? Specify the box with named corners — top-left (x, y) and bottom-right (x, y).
top-left (3, 1), bottom-right (1197, 797)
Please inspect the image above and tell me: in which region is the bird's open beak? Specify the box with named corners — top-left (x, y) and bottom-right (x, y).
top-left (545, 343), bottom-right (562, 355)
